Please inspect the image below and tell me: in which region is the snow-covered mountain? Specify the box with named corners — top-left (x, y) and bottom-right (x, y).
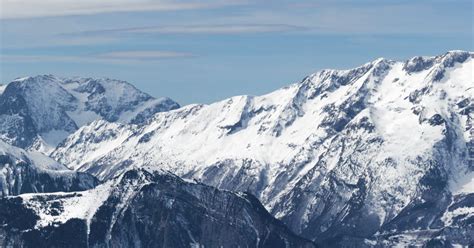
top-left (0, 140), bottom-right (98, 197)
top-left (0, 75), bottom-right (179, 152)
top-left (51, 51), bottom-right (474, 246)
top-left (0, 168), bottom-right (315, 248)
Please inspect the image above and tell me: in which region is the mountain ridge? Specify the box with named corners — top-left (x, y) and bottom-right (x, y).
top-left (0, 168), bottom-right (316, 248)
top-left (49, 50), bottom-right (473, 246)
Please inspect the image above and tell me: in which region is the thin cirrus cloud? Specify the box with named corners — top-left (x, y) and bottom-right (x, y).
top-left (1, 50), bottom-right (194, 63)
top-left (97, 51), bottom-right (194, 60)
top-left (74, 24), bottom-right (308, 36)
top-left (0, 0), bottom-right (244, 19)
top-left (0, 36), bottom-right (121, 50)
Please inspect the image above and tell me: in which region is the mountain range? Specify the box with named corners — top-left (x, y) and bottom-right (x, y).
top-left (0, 50), bottom-right (472, 247)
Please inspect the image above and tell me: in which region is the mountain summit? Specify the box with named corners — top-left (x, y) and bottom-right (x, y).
top-left (0, 75), bottom-right (179, 152)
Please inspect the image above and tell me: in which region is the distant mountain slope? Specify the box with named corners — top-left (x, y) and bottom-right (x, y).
top-left (0, 140), bottom-right (98, 197)
top-left (52, 51), bottom-right (474, 245)
top-left (0, 75), bottom-right (179, 152)
top-left (0, 169), bottom-right (316, 248)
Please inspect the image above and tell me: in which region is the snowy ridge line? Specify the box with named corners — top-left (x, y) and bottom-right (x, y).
top-left (49, 50), bottom-right (474, 245)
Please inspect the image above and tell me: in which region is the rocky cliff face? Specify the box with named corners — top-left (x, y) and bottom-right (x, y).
top-left (0, 140), bottom-right (98, 197)
top-left (0, 169), bottom-right (315, 248)
top-left (0, 75), bottom-right (179, 152)
top-left (50, 51), bottom-right (474, 246)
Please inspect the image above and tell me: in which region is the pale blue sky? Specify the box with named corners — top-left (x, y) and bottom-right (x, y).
top-left (1, 0), bottom-right (473, 104)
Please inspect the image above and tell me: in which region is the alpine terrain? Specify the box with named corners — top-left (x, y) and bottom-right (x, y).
top-left (0, 50), bottom-right (472, 247)
top-left (0, 140), bottom-right (98, 197)
top-left (0, 169), bottom-right (315, 248)
top-left (0, 75), bottom-right (179, 153)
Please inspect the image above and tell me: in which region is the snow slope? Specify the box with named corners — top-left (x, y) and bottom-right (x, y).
top-left (52, 51), bottom-right (474, 244)
top-left (0, 140), bottom-right (64, 171)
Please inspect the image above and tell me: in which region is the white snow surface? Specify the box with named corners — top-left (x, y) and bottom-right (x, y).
top-left (54, 119), bottom-right (134, 171)
top-left (19, 179), bottom-right (114, 229)
top-left (16, 169), bottom-right (169, 231)
top-left (0, 139), bottom-right (65, 171)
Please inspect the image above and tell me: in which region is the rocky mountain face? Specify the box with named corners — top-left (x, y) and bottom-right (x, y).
top-left (0, 75), bottom-right (179, 152)
top-left (0, 169), bottom-right (315, 248)
top-left (0, 140), bottom-right (98, 197)
top-left (50, 51), bottom-right (474, 246)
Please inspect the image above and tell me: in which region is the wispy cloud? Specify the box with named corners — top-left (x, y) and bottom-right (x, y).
top-left (97, 50), bottom-right (194, 60)
top-left (209, 1), bottom-right (472, 36)
top-left (0, 0), bottom-right (244, 19)
top-left (71, 24), bottom-right (306, 36)
top-left (0, 36), bottom-right (120, 49)
top-left (0, 50), bottom-right (194, 63)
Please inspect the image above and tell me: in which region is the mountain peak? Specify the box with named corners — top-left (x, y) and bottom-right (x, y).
top-left (0, 75), bottom-right (179, 151)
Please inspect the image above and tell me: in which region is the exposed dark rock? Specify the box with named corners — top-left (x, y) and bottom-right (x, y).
top-left (0, 169), bottom-right (316, 248)
top-left (428, 114), bottom-right (445, 126)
